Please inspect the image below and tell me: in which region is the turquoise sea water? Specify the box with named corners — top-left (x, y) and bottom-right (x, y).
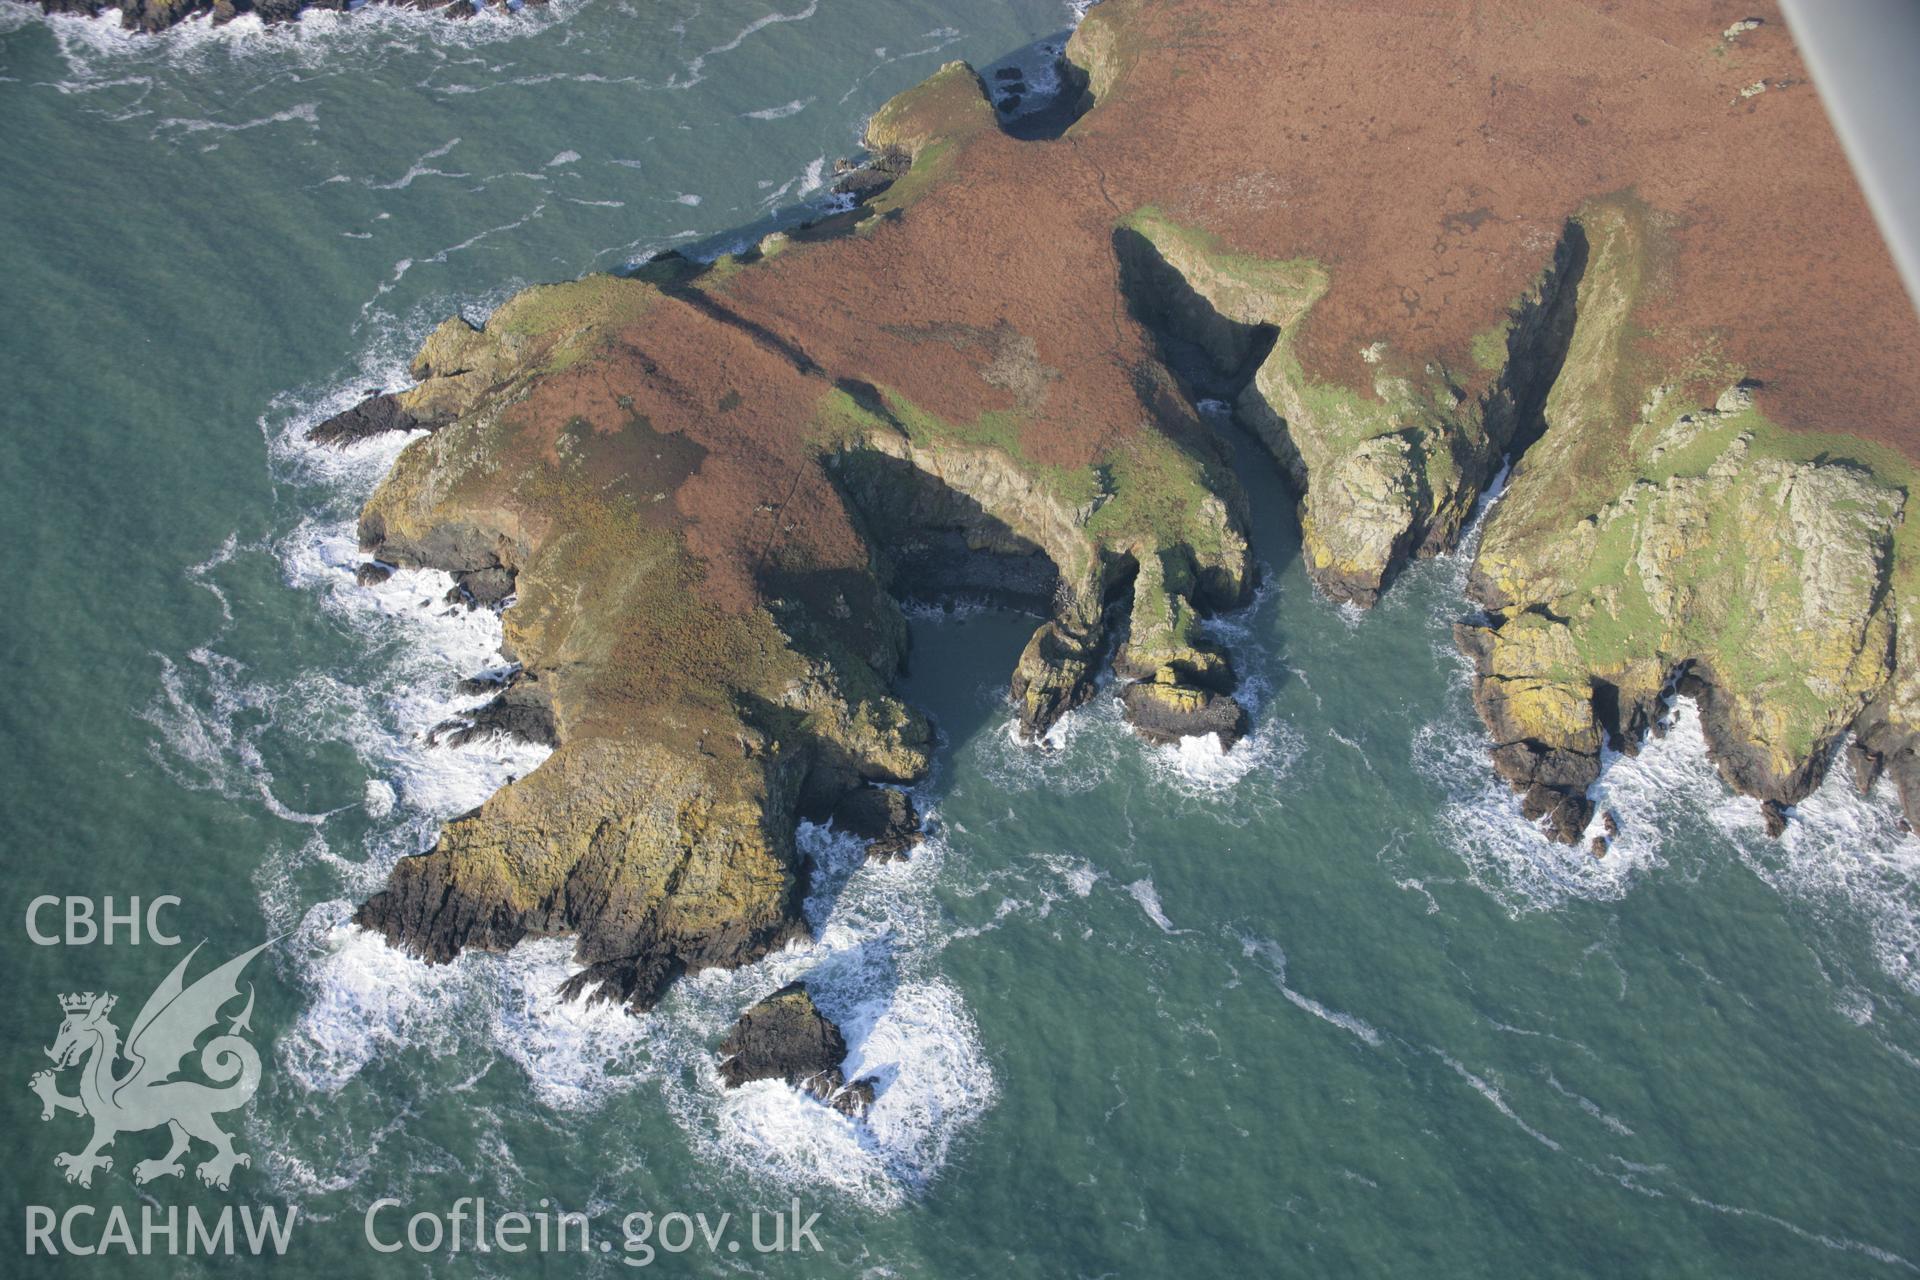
top-left (2, 3), bottom-right (1917, 1275)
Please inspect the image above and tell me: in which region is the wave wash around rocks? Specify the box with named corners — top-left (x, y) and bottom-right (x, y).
top-left (317, 0), bottom-right (1920, 1007)
top-left (1460, 196), bottom-right (1920, 846)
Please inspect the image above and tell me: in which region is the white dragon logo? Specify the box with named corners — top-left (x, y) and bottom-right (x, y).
top-left (29, 941), bottom-right (268, 1191)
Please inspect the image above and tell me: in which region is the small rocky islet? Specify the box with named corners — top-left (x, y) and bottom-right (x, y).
top-left (295, 0), bottom-right (1918, 1048)
top-left (715, 983), bottom-right (877, 1120)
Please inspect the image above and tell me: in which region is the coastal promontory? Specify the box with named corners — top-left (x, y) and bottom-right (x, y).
top-left (326, 0), bottom-right (1920, 1002)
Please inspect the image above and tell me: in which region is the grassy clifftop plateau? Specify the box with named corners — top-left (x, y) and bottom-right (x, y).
top-left (317, 0), bottom-right (1920, 1002)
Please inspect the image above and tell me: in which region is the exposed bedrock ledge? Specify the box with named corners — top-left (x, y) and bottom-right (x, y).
top-left (1458, 199), bottom-right (1920, 840)
top-left (355, 736), bottom-right (818, 1010)
top-left (309, 393), bottom-right (425, 450)
top-left (1110, 547), bottom-right (1246, 747)
top-left (828, 785), bottom-right (922, 862)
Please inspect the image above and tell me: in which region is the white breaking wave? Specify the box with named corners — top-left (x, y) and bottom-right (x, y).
top-left (18, 0), bottom-right (584, 87)
top-left (796, 155), bottom-right (827, 196)
top-left (1433, 1048), bottom-right (1561, 1151)
top-left (362, 778), bottom-right (396, 817)
top-left (365, 136), bottom-right (465, 190)
top-left (1413, 705), bottom-right (1681, 915)
top-left (1722, 762), bottom-right (1920, 998)
top-left (743, 97), bottom-right (810, 120)
top-left (1544, 1071), bottom-right (1635, 1137)
top-left (282, 821), bottom-right (997, 1211)
top-left (669, 0), bottom-right (820, 91)
top-left (1418, 669), bottom-right (1920, 996)
top-left (1126, 878), bottom-right (1182, 934)
top-left (972, 662), bottom-right (1301, 809)
top-left (1143, 679), bottom-right (1304, 801)
top-left (284, 906), bottom-right (476, 1094)
top-left (276, 516), bottom-right (551, 820)
top-left (1239, 934), bottom-right (1384, 1047)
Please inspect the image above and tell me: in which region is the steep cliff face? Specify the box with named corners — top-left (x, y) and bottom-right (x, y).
top-left (1113, 207), bottom-right (1586, 607)
top-left (1460, 200), bottom-right (1918, 841)
top-left (320, 0), bottom-right (1920, 1001)
top-left (821, 411), bottom-right (1250, 742)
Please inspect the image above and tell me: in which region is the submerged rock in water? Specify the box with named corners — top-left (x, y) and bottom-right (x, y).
top-left (356, 561), bottom-right (393, 587)
top-left (717, 983), bottom-right (877, 1118)
top-left (830, 786), bottom-right (923, 862)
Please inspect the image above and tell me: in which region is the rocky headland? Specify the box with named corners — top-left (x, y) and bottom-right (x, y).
top-left (325, 0), bottom-right (1920, 1005)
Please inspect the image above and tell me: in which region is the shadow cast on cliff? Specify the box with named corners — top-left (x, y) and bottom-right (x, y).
top-left (1112, 224), bottom-right (1301, 695)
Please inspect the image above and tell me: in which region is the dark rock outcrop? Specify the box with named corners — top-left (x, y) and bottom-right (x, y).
top-left (427, 687), bottom-right (557, 750)
top-left (717, 983), bottom-right (877, 1118)
top-left (1845, 739), bottom-right (1884, 796)
top-left (1118, 680), bottom-right (1248, 748)
top-left (1454, 621), bottom-right (1598, 845)
top-left (831, 147), bottom-right (911, 205)
top-left (1675, 664), bottom-right (1833, 811)
top-left (1848, 698), bottom-right (1920, 834)
top-left (308, 393), bottom-right (423, 449)
top-left (454, 666), bottom-right (521, 698)
top-left (829, 786), bottom-right (923, 862)
top-left (444, 566), bottom-right (516, 610)
top-left (356, 562), bottom-right (394, 587)
top-left (832, 1075), bottom-right (877, 1119)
